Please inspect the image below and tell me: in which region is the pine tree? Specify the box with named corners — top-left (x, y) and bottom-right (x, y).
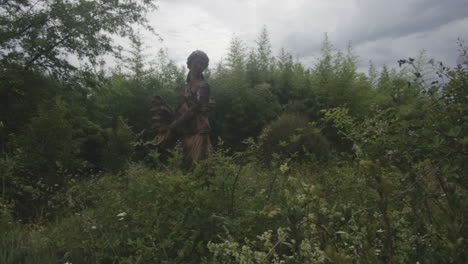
top-left (226, 35), bottom-right (246, 73)
top-left (275, 48), bottom-right (294, 104)
top-left (255, 26), bottom-right (275, 83)
top-left (368, 60), bottom-right (379, 89)
top-left (314, 33), bottom-right (335, 109)
top-left (126, 34), bottom-right (147, 80)
top-left (246, 50), bottom-right (260, 86)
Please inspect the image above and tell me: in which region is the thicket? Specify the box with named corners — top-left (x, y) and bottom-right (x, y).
top-left (1, 1), bottom-right (467, 263)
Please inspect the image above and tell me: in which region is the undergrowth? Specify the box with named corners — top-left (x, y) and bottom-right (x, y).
top-left (1, 143), bottom-right (465, 263)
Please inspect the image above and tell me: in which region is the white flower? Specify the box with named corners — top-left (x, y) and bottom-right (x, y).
top-left (335, 231), bottom-right (346, 234)
top-left (91, 225), bottom-right (97, 230)
top-left (377, 228), bottom-right (384, 233)
top-left (116, 212), bottom-right (127, 217)
top-left (279, 162), bottom-right (290, 174)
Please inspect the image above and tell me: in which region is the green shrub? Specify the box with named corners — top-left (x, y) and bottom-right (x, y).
top-left (17, 97), bottom-right (79, 176)
top-left (257, 113), bottom-right (330, 165)
top-left (6, 97), bottom-right (81, 218)
top-left (101, 119), bottom-right (135, 172)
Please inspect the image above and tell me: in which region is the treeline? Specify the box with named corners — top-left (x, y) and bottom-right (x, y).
top-left (1, 24), bottom-right (416, 217)
top-left (210, 30), bottom-right (414, 150)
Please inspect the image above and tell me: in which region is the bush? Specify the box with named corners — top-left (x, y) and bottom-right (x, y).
top-left (6, 97), bottom-right (82, 218)
top-left (101, 119), bottom-right (135, 172)
top-left (257, 113), bottom-right (330, 165)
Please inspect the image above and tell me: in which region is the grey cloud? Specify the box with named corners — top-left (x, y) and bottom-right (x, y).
top-left (354, 17), bottom-right (468, 71)
top-left (263, 0), bottom-right (468, 69)
top-left (145, 0), bottom-right (467, 71)
top-left (280, 33), bottom-right (323, 58)
top-left (336, 0), bottom-right (468, 45)
top-left (276, 0), bottom-right (467, 55)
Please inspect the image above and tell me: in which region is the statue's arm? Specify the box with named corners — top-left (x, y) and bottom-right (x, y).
top-left (168, 83), bottom-right (210, 131)
top-left (197, 83), bottom-right (211, 112)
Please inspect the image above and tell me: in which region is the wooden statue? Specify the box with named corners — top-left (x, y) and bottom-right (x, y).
top-left (151, 50), bottom-right (213, 166)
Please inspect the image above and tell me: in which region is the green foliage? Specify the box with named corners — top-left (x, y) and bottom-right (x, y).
top-left (211, 67), bottom-right (281, 149)
top-left (101, 119), bottom-right (135, 172)
top-left (0, 4), bottom-right (466, 262)
top-left (0, 0), bottom-right (157, 74)
top-left (2, 96), bottom-right (83, 218)
top-left (1, 149), bottom-right (272, 263)
top-left (320, 53), bottom-right (468, 262)
top-left (2, 125), bottom-right (466, 263)
top-left (312, 36), bottom-right (373, 119)
top-left (256, 113), bottom-right (330, 165)
top-left (18, 97), bottom-right (79, 174)
top-left (0, 68), bottom-right (62, 136)
top-left (226, 36), bottom-right (247, 73)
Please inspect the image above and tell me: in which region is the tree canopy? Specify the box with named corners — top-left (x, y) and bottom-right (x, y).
top-left (0, 0), bottom-right (157, 74)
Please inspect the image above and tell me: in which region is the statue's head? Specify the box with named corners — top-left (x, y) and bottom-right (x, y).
top-left (186, 50), bottom-right (209, 71)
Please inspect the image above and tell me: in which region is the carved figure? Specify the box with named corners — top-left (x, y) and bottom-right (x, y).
top-left (151, 50), bottom-right (213, 166)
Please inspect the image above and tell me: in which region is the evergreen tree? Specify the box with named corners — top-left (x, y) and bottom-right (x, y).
top-left (246, 49), bottom-right (261, 86)
top-left (126, 34), bottom-right (148, 80)
top-left (256, 26), bottom-right (274, 79)
top-left (368, 60), bottom-right (379, 89)
top-left (274, 48), bottom-right (294, 105)
top-left (314, 33), bottom-right (335, 110)
top-left (226, 35), bottom-right (246, 73)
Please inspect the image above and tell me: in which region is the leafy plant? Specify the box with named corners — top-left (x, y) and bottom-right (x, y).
top-left (257, 113), bottom-right (330, 165)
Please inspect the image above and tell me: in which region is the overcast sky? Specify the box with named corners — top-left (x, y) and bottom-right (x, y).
top-left (139, 0), bottom-right (468, 72)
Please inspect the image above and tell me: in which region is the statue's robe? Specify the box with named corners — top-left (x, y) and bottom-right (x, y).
top-left (151, 80), bottom-right (212, 165)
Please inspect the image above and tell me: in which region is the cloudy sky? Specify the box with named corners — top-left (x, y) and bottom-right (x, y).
top-left (139, 0), bottom-right (468, 72)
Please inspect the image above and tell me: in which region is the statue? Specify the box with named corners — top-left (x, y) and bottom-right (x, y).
top-left (151, 50), bottom-right (213, 167)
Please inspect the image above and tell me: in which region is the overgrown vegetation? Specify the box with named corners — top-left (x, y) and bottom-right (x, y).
top-left (1, 1), bottom-right (467, 263)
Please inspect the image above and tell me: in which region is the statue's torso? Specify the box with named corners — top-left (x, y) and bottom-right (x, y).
top-left (176, 81), bottom-right (211, 135)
